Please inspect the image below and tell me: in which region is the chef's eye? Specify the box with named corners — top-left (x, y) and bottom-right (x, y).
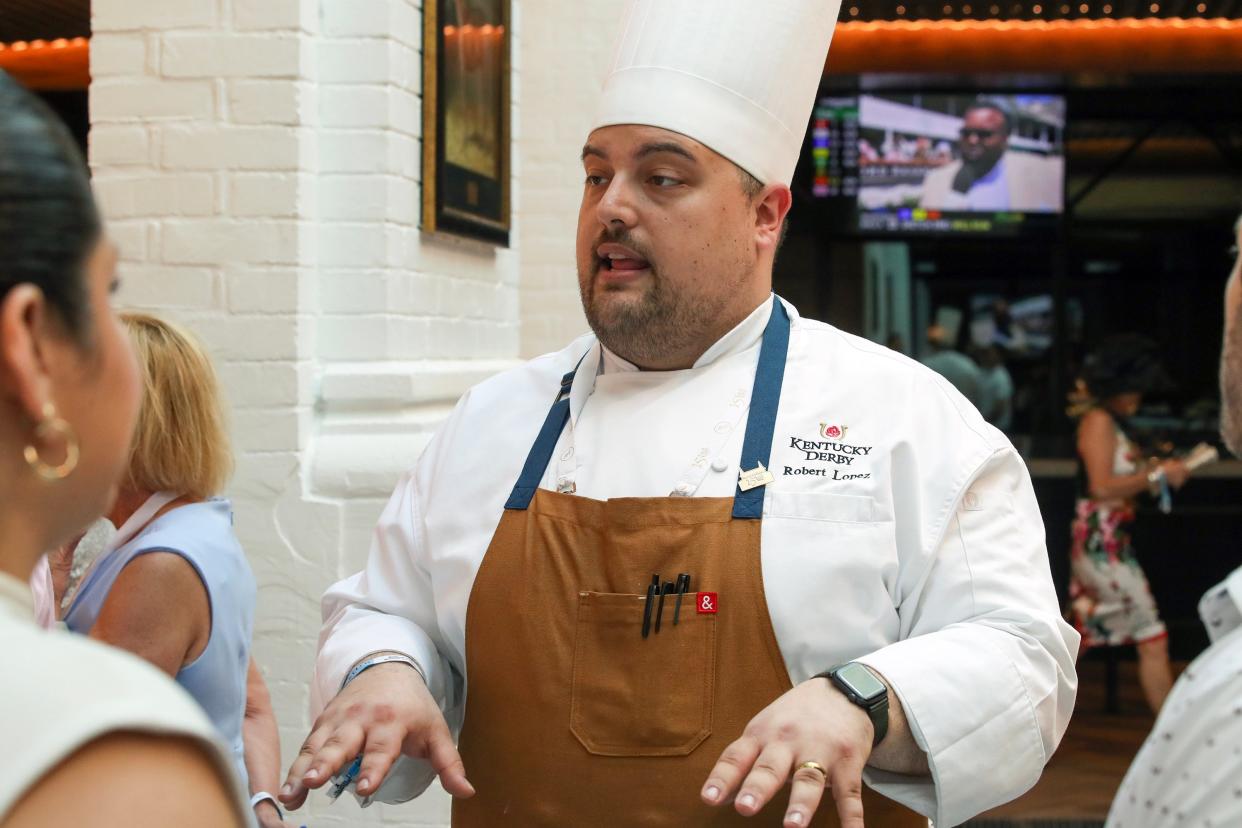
top-left (585, 174), bottom-right (608, 187)
top-left (650, 175), bottom-right (681, 188)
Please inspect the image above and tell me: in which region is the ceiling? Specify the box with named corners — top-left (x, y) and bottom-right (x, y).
top-left (2, 0), bottom-right (1240, 42)
top-left (0, 0), bottom-right (89, 43)
top-left (3, 0), bottom-right (1241, 42)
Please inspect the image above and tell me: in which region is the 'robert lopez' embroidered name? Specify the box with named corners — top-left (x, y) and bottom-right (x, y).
top-left (789, 437), bottom-right (874, 465)
top-left (784, 466), bottom-right (871, 480)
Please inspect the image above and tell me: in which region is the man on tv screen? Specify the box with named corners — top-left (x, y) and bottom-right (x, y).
top-left (919, 101), bottom-right (1063, 212)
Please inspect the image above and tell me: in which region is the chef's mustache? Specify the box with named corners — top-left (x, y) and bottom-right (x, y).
top-left (593, 228), bottom-right (656, 273)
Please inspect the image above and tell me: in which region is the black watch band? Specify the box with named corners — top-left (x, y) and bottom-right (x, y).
top-left (815, 663), bottom-right (889, 748)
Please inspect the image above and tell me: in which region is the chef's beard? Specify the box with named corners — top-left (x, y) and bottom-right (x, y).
top-left (578, 229), bottom-right (744, 368)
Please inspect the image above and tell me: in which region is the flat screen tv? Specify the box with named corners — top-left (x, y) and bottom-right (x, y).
top-left (811, 93), bottom-right (1066, 236)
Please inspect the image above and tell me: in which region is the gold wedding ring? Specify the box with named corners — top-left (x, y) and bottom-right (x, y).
top-left (795, 760), bottom-right (828, 779)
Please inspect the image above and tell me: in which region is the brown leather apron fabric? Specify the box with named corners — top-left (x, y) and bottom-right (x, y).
top-left (453, 488), bottom-right (925, 827)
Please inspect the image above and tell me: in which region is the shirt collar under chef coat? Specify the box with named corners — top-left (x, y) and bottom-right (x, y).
top-left (1199, 565), bottom-right (1242, 645)
top-left (570, 294), bottom-right (780, 430)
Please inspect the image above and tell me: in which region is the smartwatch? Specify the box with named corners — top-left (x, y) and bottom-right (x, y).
top-left (816, 662), bottom-right (889, 748)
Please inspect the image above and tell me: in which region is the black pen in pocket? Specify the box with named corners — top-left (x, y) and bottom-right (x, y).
top-left (673, 573), bottom-right (691, 625)
top-left (642, 581), bottom-right (657, 639)
top-left (654, 581), bottom-right (674, 633)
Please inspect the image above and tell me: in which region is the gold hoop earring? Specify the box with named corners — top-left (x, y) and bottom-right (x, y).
top-left (23, 403), bottom-right (80, 481)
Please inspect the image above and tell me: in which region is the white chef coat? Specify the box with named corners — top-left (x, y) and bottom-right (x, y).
top-left (1106, 565), bottom-right (1242, 828)
top-left (313, 296), bottom-right (1079, 827)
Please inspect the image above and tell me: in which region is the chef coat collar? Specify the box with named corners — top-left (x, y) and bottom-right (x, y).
top-left (572, 294), bottom-right (781, 429)
top-left (600, 294), bottom-right (777, 374)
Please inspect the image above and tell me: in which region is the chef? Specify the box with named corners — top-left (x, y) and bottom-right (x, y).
top-left (281, 1), bottom-right (1079, 826)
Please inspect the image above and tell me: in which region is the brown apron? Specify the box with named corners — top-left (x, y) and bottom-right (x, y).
top-left (454, 304), bottom-right (924, 827)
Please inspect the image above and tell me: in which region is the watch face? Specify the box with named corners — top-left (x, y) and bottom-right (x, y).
top-left (838, 663), bottom-right (886, 701)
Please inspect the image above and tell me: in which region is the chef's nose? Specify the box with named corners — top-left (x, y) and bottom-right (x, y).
top-left (596, 176), bottom-right (639, 230)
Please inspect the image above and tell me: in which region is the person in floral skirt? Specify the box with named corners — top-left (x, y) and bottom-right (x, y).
top-left (1069, 335), bottom-right (1192, 713)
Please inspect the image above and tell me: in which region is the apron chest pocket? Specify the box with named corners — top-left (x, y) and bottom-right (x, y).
top-left (570, 591), bottom-right (715, 757)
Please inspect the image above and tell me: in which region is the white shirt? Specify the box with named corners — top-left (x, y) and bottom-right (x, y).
top-left (313, 296), bottom-right (1079, 827)
top-left (937, 156), bottom-right (1010, 211)
top-left (0, 571), bottom-right (248, 823)
top-left (1106, 566), bottom-right (1242, 828)
top-left (965, 156), bottom-right (1010, 210)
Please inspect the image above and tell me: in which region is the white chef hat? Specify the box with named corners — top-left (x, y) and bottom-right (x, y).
top-left (591, 0), bottom-right (841, 186)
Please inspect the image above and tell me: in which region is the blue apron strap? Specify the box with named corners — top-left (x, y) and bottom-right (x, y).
top-left (504, 361), bottom-right (582, 511)
top-left (733, 301), bottom-right (791, 519)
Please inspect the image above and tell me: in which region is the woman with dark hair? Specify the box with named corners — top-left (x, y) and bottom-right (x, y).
top-left (1069, 334), bottom-right (1191, 714)
top-left (0, 71), bottom-right (246, 826)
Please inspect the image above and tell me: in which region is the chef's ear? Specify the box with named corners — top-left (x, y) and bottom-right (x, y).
top-left (752, 184), bottom-right (792, 255)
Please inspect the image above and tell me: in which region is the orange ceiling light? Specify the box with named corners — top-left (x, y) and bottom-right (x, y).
top-left (2, 20), bottom-right (1241, 92)
top-left (0, 37), bottom-right (89, 90)
top-left (826, 18), bottom-right (1242, 74)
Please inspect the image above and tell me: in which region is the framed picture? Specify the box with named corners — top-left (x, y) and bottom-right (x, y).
top-left (421, 0), bottom-right (511, 246)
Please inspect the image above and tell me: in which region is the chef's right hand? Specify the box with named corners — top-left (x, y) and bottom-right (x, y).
top-left (279, 662), bottom-right (475, 809)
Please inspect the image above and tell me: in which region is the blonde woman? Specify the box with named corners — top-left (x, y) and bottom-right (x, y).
top-left (61, 313), bottom-right (280, 823)
top-left (0, 71), bottom-right (245, 826)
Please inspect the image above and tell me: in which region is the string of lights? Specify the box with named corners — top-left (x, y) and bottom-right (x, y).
top-left (0, 36), bottom-right (88, 53)
top-left (839, 0), bottom-right (1240, 21)
top-left (826, 18), bottom-right (1242, 72)
top-left (0, 37), bottom-right (89, 90)
top-left (2, 18), bottom-right (1241, 89)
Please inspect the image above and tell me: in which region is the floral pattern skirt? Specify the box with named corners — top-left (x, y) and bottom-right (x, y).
top-left (1069, 499), bottom-right (1167, 648)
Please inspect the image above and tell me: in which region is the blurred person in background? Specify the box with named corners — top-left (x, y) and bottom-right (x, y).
top-left (1069, 334), bottom-right (1194, 713)
top-left (921, 323), bottom-right (986, 411)
top-left (1105, 216), bottom-right (1242, 826)
top-left (60, 312), bottom-right (281, 827)
top-left (0, 70), bottom-right (245, 827)
top-left (977, 346), bottom-right (1014, 431)
top-left (1223, 216), bottom-right (1242, 456)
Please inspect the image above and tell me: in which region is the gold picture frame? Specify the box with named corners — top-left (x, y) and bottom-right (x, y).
top-left (421, 0), bottom-right (512, 246)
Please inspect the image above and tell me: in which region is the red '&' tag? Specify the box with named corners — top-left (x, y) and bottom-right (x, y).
top-left (696, 592), bottom-right (718, 614)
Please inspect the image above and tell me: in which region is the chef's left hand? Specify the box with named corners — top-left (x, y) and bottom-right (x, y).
top-left (701, 676), bottom-right (874, 828)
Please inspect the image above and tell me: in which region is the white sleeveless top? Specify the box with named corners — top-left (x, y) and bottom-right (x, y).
top-left (1112, 422), bottom-right (1140, 475)
top-left (0, 570), bottom-right (249, 823)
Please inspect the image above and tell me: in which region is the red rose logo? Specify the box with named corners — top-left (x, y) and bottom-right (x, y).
top-left (825, 425), bottom-right (841, 438)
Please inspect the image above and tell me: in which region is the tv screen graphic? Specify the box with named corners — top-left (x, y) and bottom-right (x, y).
top-left (968, 293), bottom-right (1083, 356)
top-left (844, 93), bottom-right (1066, 236)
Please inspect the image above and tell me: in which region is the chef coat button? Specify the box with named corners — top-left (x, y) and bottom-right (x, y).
top-left (714, 421), bottom-right (731, 434)
top-left (560, 446), bottom-right (574, 461)
top-left (675, 483), bottom-right (692, 496)
top-left (711, 459), bottom-right (729, 473)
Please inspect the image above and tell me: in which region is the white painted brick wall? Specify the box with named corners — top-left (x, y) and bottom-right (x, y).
top-left (161, 33), bottom-right (306, 78)
top-left (515, 0), bottom-right (620, 357)
top-left (89, 125), bottom-right (153, 166)
top-left (89, 0), bottom-right (619, 825)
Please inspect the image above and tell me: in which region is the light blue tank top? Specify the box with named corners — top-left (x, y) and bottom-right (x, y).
top-left (64, 499), bottom-right (256, 789)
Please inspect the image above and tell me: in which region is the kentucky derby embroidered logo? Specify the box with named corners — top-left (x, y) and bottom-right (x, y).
top-left (819, 423), bottom-right (848, 439)
top-left (782, 426), bottom-right (874, 481)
